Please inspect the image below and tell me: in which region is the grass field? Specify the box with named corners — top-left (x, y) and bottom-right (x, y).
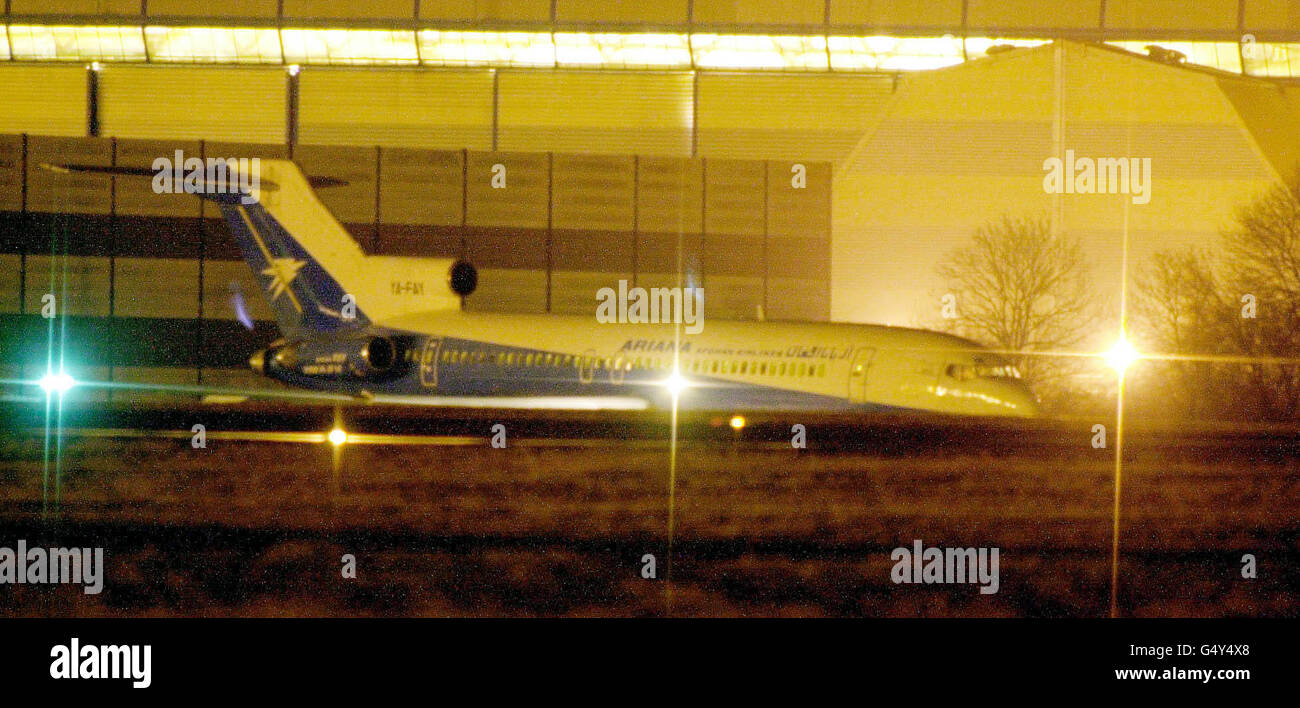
top-left (0, 434), bottom-right (1295, 617)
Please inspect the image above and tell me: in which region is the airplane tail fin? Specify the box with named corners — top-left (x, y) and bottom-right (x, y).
top-left (41, 158), bottom-right (463, 339)
top-left (224, 159), bottom-right (462, 337)
top-left (216, 194), bottom-right (367, 338)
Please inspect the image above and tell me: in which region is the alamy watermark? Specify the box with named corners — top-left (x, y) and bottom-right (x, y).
top-left (1043, 150), bottom-right (1152, 205)
top-left (596, 280), bottom-right (705, 334)
top-left (0, 540), bottom-right (104, 594)
top-left (50, 638), bottom-right (151, 688)
top-left (890, 539), bottom-right (999, 594)
top-left (152, 149), bottom-right (259, 205)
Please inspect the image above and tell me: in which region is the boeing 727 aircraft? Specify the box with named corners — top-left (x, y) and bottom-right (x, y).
top-left (47, 159), bottom-right (1038, 417)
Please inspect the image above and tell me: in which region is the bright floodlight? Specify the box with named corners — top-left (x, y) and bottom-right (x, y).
top-left (729, 415), bottom-right (746, 431)
top-left (1104, 334), bottom-right (1140, 375)
top-left (662, 371), bottom-right (689, 396)
top-left (38, 371), bottom-right (75, 395)
top-left (328, 428), bottom-right (348, 446)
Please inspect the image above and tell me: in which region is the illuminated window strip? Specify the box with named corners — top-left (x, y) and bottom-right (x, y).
top-left (417, 30), bottom-right (555, 67)
top-left (828, 35), bottom-right (965, 71)
top-left (1241, 42), bottom-right (1300, 78)
top-left (1107, 40), bottom-right (1243, 74)
top-left (0, 25), bottom-right (1295, 78)
top-left (963, 37), bottom-right (1051, 60)
top-left (145, 27), bottom-right (283, 64)
top-left (691, 33), bottom-right (829, 71)
top-left (282, 28), bottom-right (418, 66)
top-left (554, 32), bottom-right (691, 69)
top-left (9, 25), bottom-right (146, 62)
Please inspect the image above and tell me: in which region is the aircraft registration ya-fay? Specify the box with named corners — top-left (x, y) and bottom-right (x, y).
top-left (49, 159), bottom-right (1039, 417)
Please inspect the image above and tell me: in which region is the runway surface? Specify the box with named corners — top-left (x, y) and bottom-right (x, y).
top-left (0, 400), bottom-right (1296, 617)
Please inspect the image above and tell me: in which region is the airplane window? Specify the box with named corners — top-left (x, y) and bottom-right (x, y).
top-left (973, 364), bottom-right (1021, 379)
top-left (946, 364), bottom-right (974, 380)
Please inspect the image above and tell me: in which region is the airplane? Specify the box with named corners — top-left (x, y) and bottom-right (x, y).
top-left (44, 159), bottom-right (1039, 417)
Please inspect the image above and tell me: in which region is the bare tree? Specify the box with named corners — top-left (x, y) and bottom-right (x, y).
top-left (1220, 173), bottom-right (1300, 419)
top-left (1132, 172), bottom-right (1300, 420)
top-left (935, 214), bottom-right (1100, 391)
top-left (1131, 248), bottom-right (1228, 418)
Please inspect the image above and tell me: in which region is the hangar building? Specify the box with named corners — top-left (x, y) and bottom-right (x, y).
top-left (0, 1), bottom-right (1297, 397)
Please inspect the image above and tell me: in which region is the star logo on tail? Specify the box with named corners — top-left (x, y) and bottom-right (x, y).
top-left (261, 257), bottom-right (306, 307)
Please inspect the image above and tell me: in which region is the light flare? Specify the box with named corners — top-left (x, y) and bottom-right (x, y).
top-left (38, 371), bottom-right (75, 395)
top-left (1104, 332), bottom-right (1140, 376)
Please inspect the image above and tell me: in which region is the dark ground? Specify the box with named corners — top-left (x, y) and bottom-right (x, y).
top-left (0, 419), bottom-right (1295, 617)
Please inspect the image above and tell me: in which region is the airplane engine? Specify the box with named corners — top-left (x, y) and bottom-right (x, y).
top-left (250, 336), bottom-right (399, 381)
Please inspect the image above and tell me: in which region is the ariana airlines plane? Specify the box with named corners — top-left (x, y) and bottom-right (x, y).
top-left (48, 159), bottom-right (1039, 417)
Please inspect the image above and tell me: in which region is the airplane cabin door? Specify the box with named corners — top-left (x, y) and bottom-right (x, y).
top-left (847, 347), bottom-right (876, 403)
top-left (419, 337), bottom-right (441, 388)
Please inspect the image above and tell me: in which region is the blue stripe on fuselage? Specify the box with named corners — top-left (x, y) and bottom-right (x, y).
top-left (265, 332), bottom-right (908, 412)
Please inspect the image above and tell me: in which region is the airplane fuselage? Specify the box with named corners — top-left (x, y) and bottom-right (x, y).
top-left (251, 310), bottom-right (1040, 416)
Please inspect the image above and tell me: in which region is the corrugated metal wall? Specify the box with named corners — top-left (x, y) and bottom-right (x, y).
top-left (5, 60), bottom-right (890, 164)
top-left (299, 69), bottom-right (495, 149)
top-left (697, 73), bottom-right (894, 161)
top-left (100, 66), bottom-right (287, 143)
top-left (498, 71), bottom-right (694, 154)
top-left (0, 66), bottom-right (88, 137)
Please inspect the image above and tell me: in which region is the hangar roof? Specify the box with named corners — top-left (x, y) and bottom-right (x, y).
top-left (0, 2), bottom-right (1297, 77)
